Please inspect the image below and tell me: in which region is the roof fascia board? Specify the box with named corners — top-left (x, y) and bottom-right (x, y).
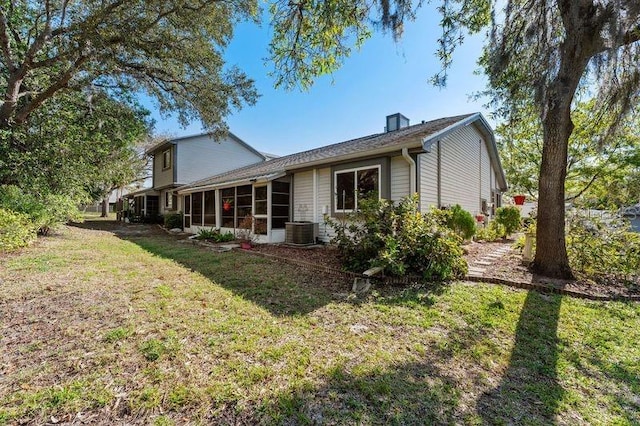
top-left (177, 172), bottom-right (287, 194)
top-left (178, 141), bottom-right (424, 192)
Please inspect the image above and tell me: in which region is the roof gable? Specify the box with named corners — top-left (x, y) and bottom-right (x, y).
top-left (178, 113), bottom-right (508, 192)
top-left (145, 132), bottom-right (266, 161)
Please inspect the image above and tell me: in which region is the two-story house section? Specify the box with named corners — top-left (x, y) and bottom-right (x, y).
top-left (127, 132), bottom-right (268, 219)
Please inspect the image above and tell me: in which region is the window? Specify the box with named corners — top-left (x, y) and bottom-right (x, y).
top-left (165, 192), bottom-right (172, 208)
top-left (221, 187), bottom-right (235, 228)
top-left (192, 191), bottom-right (203, 226)
top-left (204, 190), bottom-right (215, 226)
top-left (254, 185), bottom-right (268, 235)
top-left (236, 185), bottom-right (252, 228)
top-left (162, 148), bottom-right (171, 169)
top-left (184, 195), bottom-right (191, 228)
top-left (271, 180), bottom-right (290, 229)
top-left (335, 166), bottom-right (380, 212)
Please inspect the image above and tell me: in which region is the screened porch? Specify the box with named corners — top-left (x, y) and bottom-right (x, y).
top-left (181, 177), bottom-right (291, 243)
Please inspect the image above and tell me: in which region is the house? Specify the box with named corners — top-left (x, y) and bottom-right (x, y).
top-left (176, 113), bottom-right (509, 242)
top-left (125, 132), bottom-right (269, 219)
top-left (622, 203), bottom-right (640, 232)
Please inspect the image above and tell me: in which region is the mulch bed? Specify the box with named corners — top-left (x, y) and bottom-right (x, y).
top-left (251, 244), bottom-right (343, 271)
top-left (489, 251), bottom-right (640, 300)
top-left (247, 241), bottom-right (640, 301)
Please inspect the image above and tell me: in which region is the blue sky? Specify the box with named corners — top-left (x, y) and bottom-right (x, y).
top-left (144, 4), bottom-right (491, 157)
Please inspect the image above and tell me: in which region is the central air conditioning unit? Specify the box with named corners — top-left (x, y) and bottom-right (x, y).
top-left (285, 222), bottom-right (318, 245)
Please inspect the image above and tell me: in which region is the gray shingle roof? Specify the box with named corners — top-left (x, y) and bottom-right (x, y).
top-left (178, 114), bottom-right (475, 191)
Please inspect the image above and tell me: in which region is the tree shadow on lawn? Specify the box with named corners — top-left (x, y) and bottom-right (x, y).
top-left (249, 290), bottom-right (567, 425)
top-left (72, 220), bottom-right (451, 317)
top-left (250, 360), bottom-right (467, 425)
top-left (71, 220), bottom-right (355, 316)
top-left (68, 221), bottom-right (579, 423)
top-left (478, 290), bottom-right (565, 425)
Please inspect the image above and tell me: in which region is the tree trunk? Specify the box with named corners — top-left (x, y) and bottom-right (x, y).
top-left (101, 196), bottom-right (109, 218)
top-left (533, 91), bottom-right (576, 279)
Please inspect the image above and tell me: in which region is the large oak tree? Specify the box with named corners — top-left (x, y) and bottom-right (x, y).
top-left (269, 0), bottom-right (640, 278)
top-left (0, 0), bottom-right (258, 135)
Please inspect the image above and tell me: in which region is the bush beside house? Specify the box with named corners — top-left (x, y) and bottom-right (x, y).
top-left (328, 195), bottom-right (467, 282)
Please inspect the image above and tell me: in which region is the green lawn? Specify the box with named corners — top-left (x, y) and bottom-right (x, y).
top-left (1, 221), bottom-right (638, 425)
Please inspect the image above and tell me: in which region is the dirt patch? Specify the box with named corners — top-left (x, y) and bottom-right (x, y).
top-left (251, 239), bottom-right (640, 300)
top-left (487, 250), bottom-right (640, 299)
top-left (251, 243), bottom-right (344, 271)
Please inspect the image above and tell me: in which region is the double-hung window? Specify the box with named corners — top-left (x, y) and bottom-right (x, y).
top-left (162, 149), bottom-right (171, 169)
top-left (334, 166), bottom-right (380, 212)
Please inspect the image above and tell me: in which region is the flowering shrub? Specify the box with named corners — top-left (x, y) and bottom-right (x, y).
top-left (327, 195), bottom-right (467, 282)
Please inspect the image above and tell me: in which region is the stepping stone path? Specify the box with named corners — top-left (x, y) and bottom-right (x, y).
top-left (467, 244), bottom-right (513, 278)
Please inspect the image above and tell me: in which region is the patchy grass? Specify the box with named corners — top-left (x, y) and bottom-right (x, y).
top-left (0, 221), bottom-right (638, 424)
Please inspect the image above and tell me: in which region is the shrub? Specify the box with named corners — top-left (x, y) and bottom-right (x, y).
top-left (0, 185), bottom-right (80, 235)
top-left (566, 212), bottom-right (639, 285)
top-left (327, 195), bottom-right (467, 282)
top-left (494, 206), bottom-right (521, 238)
top-left (196, 227), bottom-right (234, 242)
top-left (474, 221), bottom-right (504, 242)
top-left (164, 212), bottom-right (183, 229)
top-left (444, 204), bottom-right (476, 240)
top-left (0, 208), bottom-right (37, 252)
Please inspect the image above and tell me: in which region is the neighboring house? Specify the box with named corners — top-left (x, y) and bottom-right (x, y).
top-left (126, 132), bottom-right (268, 218)
top-left (622, 203), bottom-right (640, 232)
top-left (176, 113), bottom-right (508, 243)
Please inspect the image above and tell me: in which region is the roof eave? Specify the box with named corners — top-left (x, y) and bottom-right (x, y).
top-left (176, 141), bottom-right (425, 193)
top-left (177, 172), bottom-right (287, 194)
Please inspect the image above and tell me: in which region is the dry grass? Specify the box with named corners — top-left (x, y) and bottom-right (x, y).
top-left (1, 220), bottom-right (639, 425)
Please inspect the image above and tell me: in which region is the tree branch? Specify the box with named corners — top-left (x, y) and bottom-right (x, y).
top-left (14, 56), bottom-right (89, 124)
top-left (0, 9), bottom-right (16, 71)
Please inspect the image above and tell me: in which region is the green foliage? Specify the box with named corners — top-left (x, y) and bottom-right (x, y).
top-left (104, 327), bottom-right (132, 343)
top-left (0, 90), bottom-right (150, 205)
top-left (0, 1), bottom-right (258, 134)
top-left (444, 204), bottom-right (476, 240)
top-left (474, 222), bottom-right (504, 242)
top-left (566, 213), bottom-right (640, 285)
top-left (269, 1), bottom-right (372, 90)
top-left (0, 185), bottom-right (81, 235)
top-left (197, 228), bottom-right (235, 243)
top-left (495, 206), bottom-right (521, 238)
top-left (268, 0), bottom-right (492, 89)
top-left (0, 208), bottom-right (37, 252)
top-left (164, 213), bottom-right (183, 230)
top-left (140, 339), bottom-right (166, 362)
top-left (327, 195), bottom-right (467, 281)
top-left (497, 101), bottom-right (640, 208)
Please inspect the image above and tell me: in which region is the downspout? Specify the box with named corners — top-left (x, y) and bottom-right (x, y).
top-left (401, 148), bottom-right (417, 195)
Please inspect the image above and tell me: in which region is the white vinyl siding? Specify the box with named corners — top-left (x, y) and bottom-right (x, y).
top-left (480, 139), bottom-right (492, 204)
top-left (176, 135), bottom-right (264, 184)
top-left (293, 170), bottom-right (314, 221)
top-left (418, 124), bottom-right (495, 216)
top-left (316, 167), bottom-right (334, 243)
top-left (419, 151), bottom-right (438, 210)
top-left (440, 125), bottom-right (484, 215)
top-left (390, 156), bottom-right (411, 202)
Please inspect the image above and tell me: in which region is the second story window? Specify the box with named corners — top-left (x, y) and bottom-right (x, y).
top-left (162, 148), bottom-right (171, 169)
